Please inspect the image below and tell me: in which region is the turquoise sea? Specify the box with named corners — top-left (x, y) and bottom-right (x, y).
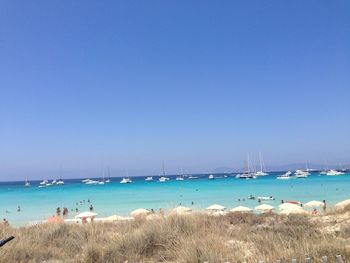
top-left (1, 172), bottom-right (350, 227)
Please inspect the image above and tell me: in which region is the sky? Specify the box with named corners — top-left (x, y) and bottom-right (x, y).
top-left (0, 1), bottom-right (349, 181)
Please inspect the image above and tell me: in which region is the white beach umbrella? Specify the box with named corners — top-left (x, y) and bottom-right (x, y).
top-left (255, 204), bottom-right (274, 212)
top-left (130, 208), bottom-right (151, 217)
top-left (304, 201), bottom-right (324, 208)
top-left (75, 211), bottom-right (97, 219)
top-left (213, 211), bottom-right (228, 216)
top-left (279, 203), bottom-right (301, 211)
top-left (206, 204), bottom-right (226, 211)
top-left (171, 206), bottom-right (192, 214)
top-left (335, 199), bottom-right (350, 209)
top-left (230, 206), bottom-right (253, 213)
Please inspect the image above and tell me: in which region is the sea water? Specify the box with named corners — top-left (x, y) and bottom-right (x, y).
top-left (1, 172), bottom-right (349, 227)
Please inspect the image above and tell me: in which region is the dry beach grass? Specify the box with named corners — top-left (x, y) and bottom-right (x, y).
top-left (1, 208), bottom-right (350, 263)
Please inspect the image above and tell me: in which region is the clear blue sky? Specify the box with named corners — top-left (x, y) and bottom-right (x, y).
top-left (0, 1), bottom-right (349, 180)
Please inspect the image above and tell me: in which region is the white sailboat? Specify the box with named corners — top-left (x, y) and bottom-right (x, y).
top-left (120, 170), bottom-right (132, 184)
top-left (24, 177), bottom-right (31, 187)
top-left (120, 178), bottom-right (132, 184)
top-left (236, 154), bottom-right (256, 179)
top-left (145, 176), bottom-right (153, 181)
top-left (105, 167), bottom-right (111, 183)
top-left (56, 166), bottom-right (65, 185)
top-left (159, 161), bottom-right (170, 182)
top-left (255, 152), bottom-right (269, 176)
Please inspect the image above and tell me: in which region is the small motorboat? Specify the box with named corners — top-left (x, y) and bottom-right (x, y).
top-left (257, 196), bottom-right (275, 201)
top-left (208, 174), bottom-right (215, 180)
top-left (277, 171), bottom-right (292, 180)
top-left (145, 176), bottom-right (153, 181)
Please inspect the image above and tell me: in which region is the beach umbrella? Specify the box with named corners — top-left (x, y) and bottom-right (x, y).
top-left (230, 206), bottom-right (253, 213)
top-left (47, 216), bottom-right (64, 223)
top-left (206, 204), bottom-right (226, 211)
top-left (213, 211), bottom-right (228, 216)
top-left (104, 215), bottom-right (128, 221)
top-left (255, 204), bottom-right (274, 212)
top-left (335, 199), bottom-right (350, 209)
top-left (130, 208), bottom-right (151, 218)
top-left (75, 211), bottom-right (97, 219)
top-left (304, 201), bottom-right (324, 208)
top-left (171, 206), bottom-right (192, 214)
top-left (279, 203), bottom-right (301, 211)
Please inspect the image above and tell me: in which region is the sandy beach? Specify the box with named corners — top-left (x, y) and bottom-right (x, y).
top-left (1, 203), bottom-right (350, 262)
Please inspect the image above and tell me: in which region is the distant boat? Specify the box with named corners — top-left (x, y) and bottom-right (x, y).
top-left (158, 176), bottom-right (170, 182)
top-left (145, 176), bottom-right (153, 181)
top-left (236, 154), bottom-right (256, 179)
top-left (326, 169), bottom-right (345, 176)
top-left (105, 167), bottom-right (111, 183)
top-left (175, 176), bottom-right (184, 181)
top-left (85, 179), bottom-right (99, 185)
top-left (52, 180), bottom-right (57, 184)
top-left (294, 170), bottom-right (310, 178)
top-left (158, 161), bottom-right (170, 182)
top-left (56, 179), bottom-right (64, 185)
top-left (24, 178), bottom-right (31, 187)
top-left (120, 178), bottom-right (132, 184)
top-left (208, 174), bottom-right (215, 180)
top-left (255, 152), bottom-right (269, 176)
top-left (277, 171), bottom-right (292, 180)
top-left (56, 166), bottom-right (65, 185)
top-left (188, 175), bottom-right (199, 179)
top-left (82, 179), bottom-right (91, 183)
top-left (39, 180), bottom-right (48, 185)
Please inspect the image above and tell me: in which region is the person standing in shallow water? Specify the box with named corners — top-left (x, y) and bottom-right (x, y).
top-left (323, 200), bottom-right (327, 212)
top-left (89, 204), bottom-right (93, 211)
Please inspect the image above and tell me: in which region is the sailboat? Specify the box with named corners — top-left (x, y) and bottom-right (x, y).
top-left (120, 170), bottom-right (132, 184)
top-left (255, 152), bottom-right (269, 176)
top-left (56, 165), bottom-right (65, 185)
top-left (105, 168), bottom-right (111, 183)
top-left (24, 177), bottom-right (31, 187)
top-left (236, 154), bottom-right (256, 179)
top-left (98, 170), bottom-right (105, 185)
top-left (176, 166), bottom-right (185, 181)
top-left (159, 161), bottom-right (170, 182)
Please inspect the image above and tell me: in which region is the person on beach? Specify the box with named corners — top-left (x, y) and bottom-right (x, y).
top-left (56, 207), bottom-right (61, 216)
top-left (323, 200), bottom-right (327, 212)
top-left (89, 204), bottom-right (93, 211)
top-left (312, 208), bottom-right (318, 215)
top-left (63, 207), bottom-right (68, 217)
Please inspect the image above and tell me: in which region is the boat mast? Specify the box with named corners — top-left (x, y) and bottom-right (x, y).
top-left (162, 161), bottom-right (166, 176)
